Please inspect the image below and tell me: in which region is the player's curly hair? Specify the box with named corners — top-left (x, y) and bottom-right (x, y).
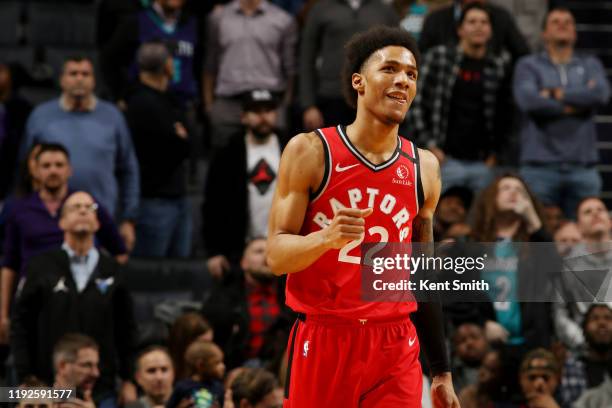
top-left (342, 26), bottom-right (420, 109)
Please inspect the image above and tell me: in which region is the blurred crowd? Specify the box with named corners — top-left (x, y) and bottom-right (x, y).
top-left (1, 0), bottom-right (612, 407)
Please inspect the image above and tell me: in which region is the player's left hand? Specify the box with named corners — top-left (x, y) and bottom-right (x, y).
top-left (431, 372), bottom-right (460, 408)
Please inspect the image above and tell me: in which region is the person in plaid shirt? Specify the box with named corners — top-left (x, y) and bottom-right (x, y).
top-left (558, 304), bottom-right (612, 407)
top-left (202, 237), bottom-right (292, 368)
top-left (408, 2), bottom-right (513, 194)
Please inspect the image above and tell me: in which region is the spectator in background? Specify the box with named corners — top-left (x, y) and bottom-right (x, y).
top-left (558, 304), bottom-right (612, 407)
top-left (394, 0), bottom-right (430, 41)
top-left (394, 0), bottom-right (451, 40)
top-left (514, 7), bottom-right (611, 218)
top-left (0, 143), bottom-right (127, 345)
top-left (168, 312), bottom-right (213, 381)
top-left (299, 0), bottom-right (398, 131)
top-left (22, 56), bottom-right (139, 251)
top-left (543, 205), bottom-right (564, 235)
top-left (434, 186), bottom-right (473, 242)
top-left (471, 175), bottom-right (556, 350)
top-left (53, 334), bottom-right (100, 404)
top-left (3, 143), bottom-right (42, 202)
top-left (230, 367), bottom-right (283, 408)
top-left (554, 198), bottom-right (612, 349)
top-left (488, 0), bottom-right (548, 52)
top-left (16, 377), bottom-right (54, 407)
top-left (459, 346), bottom-right (521, 408)
top-left (0, 143), bottom-right (41, 257)
top-left (11, 191), bottom-right (137, 408)
top-left (102, 0), bottom-right (200, 106)
top-left (573, 365), bottom-right (612, 408)
top-left (202, 238), bottom-right (290, 369)
top-left (96, 0), bottom-right (143, 49)
top-left (553, 221), bottom-right (582, 257)
top-left (452, 322), bottom-right (490, 393)
top-left (126, 42), bottom-right (192, 258)
top-left (16, 143), bottom-right (42, 197)
top-left (128, 346), bottom-right (175, 408)
top-left (518, 349), bottom-right (563, 408)
top-left (166, 340), bottom-right (225, 408)
top-left (0, 63), bottom-right (32, 200)
top-left (409, 3), bottom-right (513, 193)
top-left (419, 0), bottom-right (529, 62)
top-left (204, 0), bottom-right (297, 148)
top-left (203, 90), bottom-right (285, 276)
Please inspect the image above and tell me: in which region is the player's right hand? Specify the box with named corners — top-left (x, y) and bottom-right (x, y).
top-left (323, 208), bottom-right (373, 249)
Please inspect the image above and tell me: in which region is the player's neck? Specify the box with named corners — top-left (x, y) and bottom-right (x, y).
top-left (347, 112), bottom-right (399, 154)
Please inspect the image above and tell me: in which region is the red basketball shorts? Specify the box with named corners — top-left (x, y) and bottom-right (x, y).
top-left (283, 314), bottom-right (422, 408)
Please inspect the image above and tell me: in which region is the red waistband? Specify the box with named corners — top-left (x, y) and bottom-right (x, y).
top-left (297, 313), bottom-right (411, 327)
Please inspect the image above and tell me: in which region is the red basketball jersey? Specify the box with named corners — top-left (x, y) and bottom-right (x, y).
top-left (285, 125), bottom-right (424, 319)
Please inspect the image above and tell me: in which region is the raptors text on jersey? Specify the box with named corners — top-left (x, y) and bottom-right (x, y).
top-left (286, 126), bottom-right (424, 319)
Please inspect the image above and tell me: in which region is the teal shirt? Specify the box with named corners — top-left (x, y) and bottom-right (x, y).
top-left (482, 239), bottom-right (525, 345)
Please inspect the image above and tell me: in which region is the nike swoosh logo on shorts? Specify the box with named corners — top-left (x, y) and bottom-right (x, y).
top-left (409, 336), bottom-right (417, 347)
top-left (335, 163), bottom-right (360, 173)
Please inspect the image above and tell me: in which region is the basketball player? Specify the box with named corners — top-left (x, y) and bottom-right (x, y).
top-left (267, 27), bottom-right (459, 407)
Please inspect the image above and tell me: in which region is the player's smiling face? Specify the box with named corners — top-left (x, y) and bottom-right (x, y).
top-left (355, 45), bottom-right (418, 125)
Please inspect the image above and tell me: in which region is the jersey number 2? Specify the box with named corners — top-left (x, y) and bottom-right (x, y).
top-left (338, 226), bottom-right (389, 265)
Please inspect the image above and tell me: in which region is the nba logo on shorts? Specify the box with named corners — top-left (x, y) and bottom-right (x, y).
top-left (303, 341), bottom-right (310, 357)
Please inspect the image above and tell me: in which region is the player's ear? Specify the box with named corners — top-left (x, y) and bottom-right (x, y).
top-left (352, 73), bottom-right (365, 94)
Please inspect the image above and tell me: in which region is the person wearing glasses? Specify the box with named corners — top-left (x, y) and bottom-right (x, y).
top-left (53, 333), bottom-right (100, 408)
top-left (11, 191), bottom-right (137, 408)
top-left (0, 143), bottom-right (127, 346)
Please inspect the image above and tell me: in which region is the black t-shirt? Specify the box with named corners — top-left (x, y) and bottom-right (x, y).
top-left (444, 56), bottom-right (490, 161)
top-left (125, 83), bottom-right (190, 198)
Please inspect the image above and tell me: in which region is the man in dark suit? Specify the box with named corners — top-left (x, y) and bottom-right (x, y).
top-left (11, 191), bottom-right (137, 408)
